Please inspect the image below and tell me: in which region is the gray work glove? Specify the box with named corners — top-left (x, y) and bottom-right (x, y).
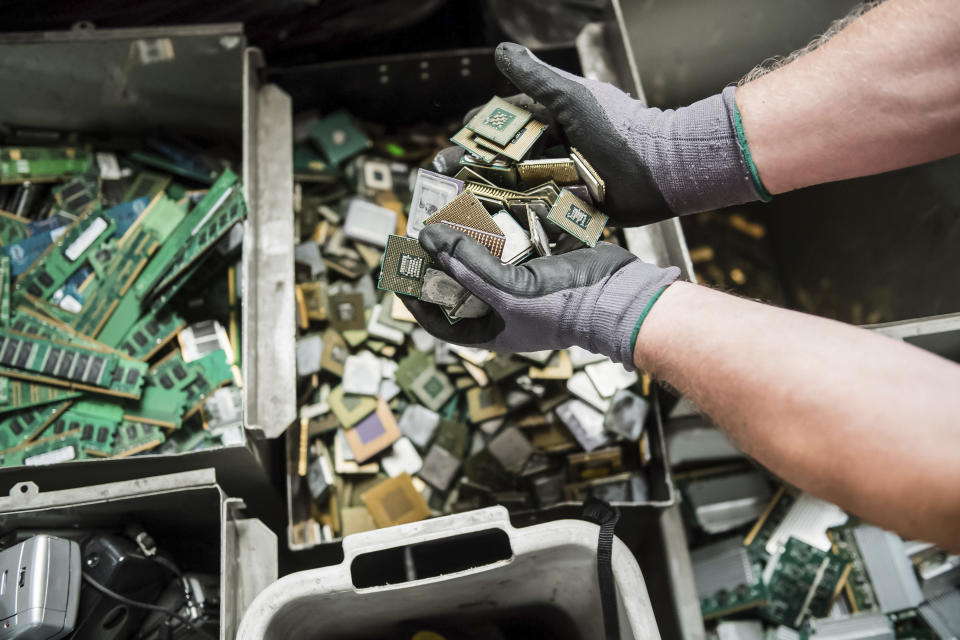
top-left (402, 225), bottom-right (680, 368)
top-left (491, 42), bottom-right (768, 227)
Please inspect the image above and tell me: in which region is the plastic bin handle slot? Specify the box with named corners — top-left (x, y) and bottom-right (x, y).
top-left (350, 528), bottom-right (513, 589)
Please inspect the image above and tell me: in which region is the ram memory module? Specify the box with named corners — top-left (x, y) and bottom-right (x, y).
top-left (0, 147), bottom-right (93, 184)
top-left (16, 208), bottom-right (116, 301)
top-left (0, 401), bottom-right (71, 450)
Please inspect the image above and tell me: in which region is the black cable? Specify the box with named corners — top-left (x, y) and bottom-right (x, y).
top-left (81, 572), bottom-right (216, 640)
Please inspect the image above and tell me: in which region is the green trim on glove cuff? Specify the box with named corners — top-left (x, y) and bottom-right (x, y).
top-left (629, 284), bottom-right (670, 358)
top-left (732, 104), bottom-right (773, 203)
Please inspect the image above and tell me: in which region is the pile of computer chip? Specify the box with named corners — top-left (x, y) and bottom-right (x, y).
top-left (290, 98), bottom-right (656, 545)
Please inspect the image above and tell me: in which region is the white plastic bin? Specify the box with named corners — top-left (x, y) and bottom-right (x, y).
top-left (237, 506), bottom-right (661, 640)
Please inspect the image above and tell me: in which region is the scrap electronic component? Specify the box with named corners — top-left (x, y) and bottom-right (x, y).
top-left (760, 537), bottom-right (851, 629)
top-left (692, 536), bottom-right (767, 620)
top-left (418, 268), bottom-right (468, 307)
top-left (547, 188), bottom-right (607, 248)
top-left (329, 385), bottom-right (377, 429)
top-left (450, 129), bottom-right (498, 164)
top-left (570, 147), bottom-right (605, 204)
top-left (466, 384), bottom-right (507, 423)
top-left (308, 110), bottom-right (372, 168)
top-left (423, 191), bottom-right (506, 258)
top-left (419, 444), bottom-right (461, 491)
top-left (555, 398), bottom-right (610, 452)
top-left (0, 146), bottom-right (93, 184)
top-left (379, 235), bottom-right (432, 298)
top-left (603, 389), bottom-right (647, 441)
top-left (567, 447), bottom-right (622, 481)
top-left (361, 472), bottom-right (431, 528)
top-left (473, 119), bottom-right (547, 162)
top-left (0, 401), bottom-right (70, 450)
top-left (380, 437), bottom-right (423, 477)
top-left (492, 210), bottom-right (532, 264)
top-left (111, 420), bottom-right (166, 457)
top-left (804, 612), bottom-right (895, 639)
top-left (116, 307), bottom-right (185, 360)
top-left (410, 365), bottom-right (455, 412)
top-left (343, 199), bottom-right (397, 249)
top-left (517, 158), bottom-right (580, 187)
top-left (326, 292), bottom-right (366, 331)
top-left (16, 209), bottom-right (116, 302)
top-left (179, 320), bottom-right (233, 364)
top-left (342, 351), bottom-right (381, 396)
top-left (465, 96), bottom-right (533, 147)
top-left (683, 470), bottom-right (774, 536)
top-left (406, 169), bottom-right (464, 239)
top-left (848, 525), bottom-right (924, 614)
top-left (396, 404), bottom-right (441, 451)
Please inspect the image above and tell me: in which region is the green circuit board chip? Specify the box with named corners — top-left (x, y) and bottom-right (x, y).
top-left (761, 537), bottom-right (851, 629)
top-left (0, 401), bottom-right (71, 450)
top-left (465, 96), bottom-right (532, 146)
top-left (0, 147), bottom-right (93, 184)
top-left (0, 378), bottom-right (81, 414)
top-left (307, 110), bottom-right (372, 168)
top-left (0, 330), bottom-right (119, 389)
top-left (0, 428), bottom-right (84, 467)
top-left (546, 188), bottom-right (607, 248)
top-left (40, 399), bottom-right (123, 457)
top-left (111, 419), bottom-right (166, 457)
top-left (378, 235), bottom-right (431, 298)
top-left (16, 209), bottom-right (116, 301)
top-left (115, 307), bottom-right (185, 360)
top-left (70, 194), bottom-right (186, 337)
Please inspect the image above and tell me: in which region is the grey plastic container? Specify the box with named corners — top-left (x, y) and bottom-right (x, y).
top-left (0, 25), bottom-right (297, 516)
top-left (237, 505), bottom-right (661, 640)
top-left (0, 468), bottom-right (277, 640)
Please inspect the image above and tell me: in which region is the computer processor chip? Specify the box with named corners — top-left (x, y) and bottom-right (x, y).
top-left (361, 473), bottom-right (431, 528)
top-left (450, 128), bottom-right (498, 164)
top-left (466, 96), bottom-right (532, 146)
top-left (378, 235), bottom-right (431, 298)
top-left (473, 119), bottom-right (547, 162)
top-left (547, 188), bottom-right (608, 247)
top-left (570, 147), bottom-right (606, 204)
top-left (423, 191), bottom-right (506, 257)
top-left (517, 158), bottom-right (580, 187)
top-left (344, 398), bottom-right (401, 463)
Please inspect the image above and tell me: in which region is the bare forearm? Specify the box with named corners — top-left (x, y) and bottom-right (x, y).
top-left (635, 282), bottom-right (960, 550)
top-left (737, 0), bottom-right (960, 194)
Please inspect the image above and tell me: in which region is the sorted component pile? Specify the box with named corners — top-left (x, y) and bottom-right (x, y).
top-left (290, 101), bottom-right (655, 546)
top-left (671, 429), bottom-right (960, 638)
top-left (0, 134), bottom-right (246, 465)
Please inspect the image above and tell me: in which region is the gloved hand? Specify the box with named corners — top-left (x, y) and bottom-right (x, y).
top-left (482, 42), bottom-right (769, 227)
top-left (402, 225), bottom-right (680, 368)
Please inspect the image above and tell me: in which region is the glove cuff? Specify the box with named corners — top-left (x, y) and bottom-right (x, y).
top-left (585, 261), bottom-right (680, 370)
top-left (647, 86), bottom-right (767, 215)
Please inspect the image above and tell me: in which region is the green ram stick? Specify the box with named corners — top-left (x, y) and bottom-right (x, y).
top-left (40, 399), bottom-right (123, 457)
top-left (181, 349), bottom-right (234, 416)
top-left (16, 208), bottom-right (116, 301)
top-left (148, 350), bottom-right (197, 392)
top-left (111, 419), bottom-right (166, 457)
top-left (114, 307), bottom-right (185, 360)
top-left (70, 195), bottom-right (185, 337)
top-left (0, 378), bottom-right (81, 414)
top-left (51, 169), bottom-right (100, 217)
top-left (0, 401), bottom-right (71, 450)
top-left (0, 147), bottom-right (93, 184)
top-left (0, 429), bottom-right (85, 467)
top-left (122, 170), bottom-right (172, 202)
top-left (0, 329), bottom-right (119, 389)
top-left (146, 182), bottom-right (245, 299)
top-left (122, 385), bottom-right (187, 430)
top-left (0, 210), bottom-right (31, 246)
top-left (760, 537), bottom-right (851, 629)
